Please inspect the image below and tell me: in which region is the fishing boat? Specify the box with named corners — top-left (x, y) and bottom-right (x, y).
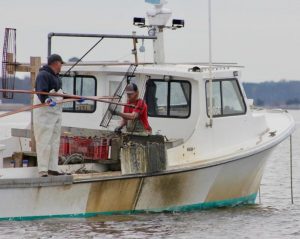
top-left (0, 0), bottom-right (295, 220)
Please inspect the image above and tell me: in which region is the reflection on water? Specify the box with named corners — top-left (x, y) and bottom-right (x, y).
top-left (0, 111), bottom-right (300, 238)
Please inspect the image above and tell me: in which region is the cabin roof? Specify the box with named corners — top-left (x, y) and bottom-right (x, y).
top-left (61, 61), bottom-right (243, 79)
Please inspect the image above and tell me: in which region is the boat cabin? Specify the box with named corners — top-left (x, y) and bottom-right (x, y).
top-left (58, 62), bottom-right (268, 166)
top-left (0, 1), bottom-right (280, 176)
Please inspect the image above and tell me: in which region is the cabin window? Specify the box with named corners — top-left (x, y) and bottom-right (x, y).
top-left (206, 79), bottom-right (246, 117)
top-left (61, 75), bottom-right (97, 113)
top-left (145, 79), bottom-right (191, 118)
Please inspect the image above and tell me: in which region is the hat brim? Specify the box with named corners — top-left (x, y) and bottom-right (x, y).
top-left (126, 90), bottom-right (136, 94)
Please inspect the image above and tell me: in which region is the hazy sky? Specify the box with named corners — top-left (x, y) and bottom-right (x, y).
top-left (1, 0), bottom-right (300, 82)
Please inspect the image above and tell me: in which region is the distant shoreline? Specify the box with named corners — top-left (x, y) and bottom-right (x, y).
top-left (281, 106), bottom-right (300, 110)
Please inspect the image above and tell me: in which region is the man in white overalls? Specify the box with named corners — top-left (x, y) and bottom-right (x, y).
top-left (33, 54), bottom-right (65, 177)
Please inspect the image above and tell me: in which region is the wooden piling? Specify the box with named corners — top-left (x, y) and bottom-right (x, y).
top-left (29, 57), bottom-right (41, 152)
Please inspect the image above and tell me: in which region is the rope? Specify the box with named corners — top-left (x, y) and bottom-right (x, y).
top-left (60, 37), bottom-right (104, 79)
top-left (290, 135), bottom-right (294, 204)
top-left (63, 153), bottom-right (84, 165)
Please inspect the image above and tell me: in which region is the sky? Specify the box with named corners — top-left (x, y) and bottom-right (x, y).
top-left (0, 0), bottom-right (300, 82)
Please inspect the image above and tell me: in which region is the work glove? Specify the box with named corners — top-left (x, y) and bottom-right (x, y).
top-left (77, 98), bottom-right (85, 103)
top-left (45, 98), bottom-right (57, 107)
top-left (108, 106), bottom-right (120, 116)
top-left (114, 126), bottom-right (123, 133)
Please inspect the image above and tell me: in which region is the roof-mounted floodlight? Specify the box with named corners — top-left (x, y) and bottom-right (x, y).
top-left (133, 17), bottom-right (146, 27)
top-left (133, 17), bottom-right (185, 31)
top-left (172, 19), bottom-right (185, 29)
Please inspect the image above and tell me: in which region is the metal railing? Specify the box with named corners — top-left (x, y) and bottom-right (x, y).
top-left (47, 32), bottom-right (157, 56)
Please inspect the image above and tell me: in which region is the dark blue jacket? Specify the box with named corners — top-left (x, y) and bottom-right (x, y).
top-left (35, 65), bottom-right (62, 103)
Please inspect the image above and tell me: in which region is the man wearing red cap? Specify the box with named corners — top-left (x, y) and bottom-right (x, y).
top-left (110, 83), bottom-right (152, 134)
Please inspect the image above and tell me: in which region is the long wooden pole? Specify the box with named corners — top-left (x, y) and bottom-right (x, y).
top-left (0, 89), bottom-right (136, 108)
top-left (0, 98), bottom-right (77, 119)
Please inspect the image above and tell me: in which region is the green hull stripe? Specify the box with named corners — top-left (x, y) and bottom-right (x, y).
top-left (0, 193), bottom-right (257, 221)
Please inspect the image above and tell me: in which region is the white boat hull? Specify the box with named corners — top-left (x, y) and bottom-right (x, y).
top-left (0, 146), bottom-right (272, 220)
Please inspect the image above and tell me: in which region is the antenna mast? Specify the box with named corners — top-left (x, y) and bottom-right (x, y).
top-left (208, 0), bottom-right (213, 127)
top-left (133, 1), bottom-right (184, 64)
top-left (146, 0), bottom-right (171, 64)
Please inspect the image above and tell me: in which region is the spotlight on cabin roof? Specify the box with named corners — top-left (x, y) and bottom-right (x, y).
top-left (172, 19), bottom-right (185, 29)
top-left (133, 17), bottom-right (146, 27)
